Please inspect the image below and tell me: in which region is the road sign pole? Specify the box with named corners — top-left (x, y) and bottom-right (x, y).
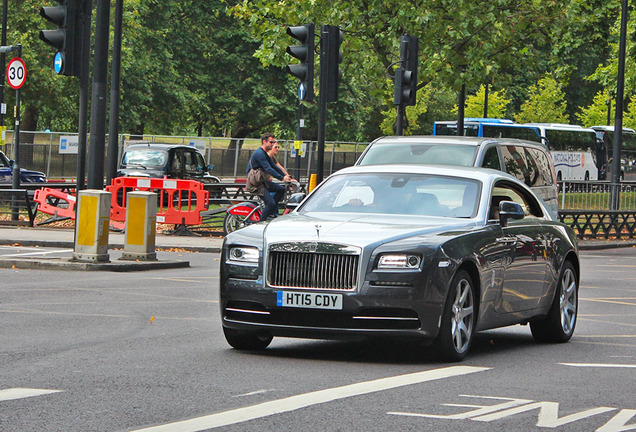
top-left (11, 45), bottom-right (21, 221)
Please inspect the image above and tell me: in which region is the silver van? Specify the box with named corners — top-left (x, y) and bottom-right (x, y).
top-left (355, 136), bottom-right (559, 215)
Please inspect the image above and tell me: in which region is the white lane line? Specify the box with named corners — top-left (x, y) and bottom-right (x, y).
top-left (560, 362), bottom-right (636, 368)
top-left (0, 388), bottom-right (62, 402)
top-left (1, 249), bottom-right (73, 257)
top-left (130, 365), bottom-right (489, 432)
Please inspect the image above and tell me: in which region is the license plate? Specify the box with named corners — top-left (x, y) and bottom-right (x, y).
top-left (276, 291), bottom-right (343, 310)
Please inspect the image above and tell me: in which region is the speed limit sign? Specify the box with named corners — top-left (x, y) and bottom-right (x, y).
top-left (7, 57), bottom-right (26, 90)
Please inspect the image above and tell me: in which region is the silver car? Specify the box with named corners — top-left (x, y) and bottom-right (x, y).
top-left (220, 165), bottom-right (579, 361)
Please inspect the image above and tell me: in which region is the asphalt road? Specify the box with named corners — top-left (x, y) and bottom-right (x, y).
top-left (0, 246), bottom-right (634, 432)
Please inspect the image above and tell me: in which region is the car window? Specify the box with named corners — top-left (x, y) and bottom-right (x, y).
top-left (122, 150), bottom-right (168, 167)
top-left (171, 151), bottom-right (182, 172)
top-left (358, 142), bottom-right (477, 167)
top-left (300, 173), bottom-right (481, 218)
top-left (183, 150), bottom-right (199, 172)
top-left (501, 145), bottom-right (535, 187)
top-left (489, 182), bottom-right (544, 220)
top-left (482, 146), bottom-right (501, 170)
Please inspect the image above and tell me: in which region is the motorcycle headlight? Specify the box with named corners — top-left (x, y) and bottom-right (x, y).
top-left (228, 246), bottom-right (259, 264)
top-left (377, 254), bottom-right (420, 269)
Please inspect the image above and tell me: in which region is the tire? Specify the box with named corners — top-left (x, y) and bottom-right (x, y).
top-left (530, 261), bottom-right (578, 343)
top-left (434, 270), bottom-right (476, 362)
top-left (223, 327), bottom-right (272, 351)
top-left (223, 212), bottom-right (248, 235)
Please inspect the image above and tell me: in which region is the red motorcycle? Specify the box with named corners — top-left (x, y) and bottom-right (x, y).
top-left (223, 182), bottom-right (302, 234)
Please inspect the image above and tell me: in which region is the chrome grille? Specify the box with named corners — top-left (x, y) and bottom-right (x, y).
top-left (268, 251), bottom-right (359, 290)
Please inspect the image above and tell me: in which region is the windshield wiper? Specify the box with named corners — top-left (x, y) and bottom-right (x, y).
top-left (122, 163), bottom-right (148, 169)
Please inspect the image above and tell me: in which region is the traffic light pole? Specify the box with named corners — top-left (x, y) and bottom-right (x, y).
top-left (76, 0), bottom-right (92, 191)
top-left (610, 0), bottom-right (628, 210)
top-left (295, 101), bottom-right (302, 180)
top-left (395, 104), bottom-right (404, 135)
top-left (87, 0), bottom-right (110, 190)
top-left (316, 25), bottom-right (331, 185)
top-left (1, 0), bottom-right (7, 135)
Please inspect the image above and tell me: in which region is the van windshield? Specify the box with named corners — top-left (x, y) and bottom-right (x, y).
top-left (358, 142), bottom-right (477, 166)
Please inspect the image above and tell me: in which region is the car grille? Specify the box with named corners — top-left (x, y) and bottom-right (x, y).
top-left (268, 250), bottom-right (359, 290)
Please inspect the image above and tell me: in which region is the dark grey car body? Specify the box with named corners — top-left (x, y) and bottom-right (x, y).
top-left (220, 165), bottom-right (579, 359)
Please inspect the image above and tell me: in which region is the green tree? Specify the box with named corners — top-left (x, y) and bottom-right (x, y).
top-left (515, 76), bottom-right (570, 124)
top-left (578, 90), bottom-right (611, 127)
top-left (457, 85), bottom-right (510, 119)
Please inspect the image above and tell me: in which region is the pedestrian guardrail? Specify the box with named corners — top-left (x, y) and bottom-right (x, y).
top-left (0, 189), bottom-right (36, 226)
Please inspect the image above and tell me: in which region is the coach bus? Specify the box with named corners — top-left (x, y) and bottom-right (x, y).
top-left (433, 118), bottom-right (543, 142)
top-left (591, 125), bottom-right (636, 180)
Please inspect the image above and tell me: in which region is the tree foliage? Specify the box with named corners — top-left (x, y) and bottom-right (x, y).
top-left (457, 85), bottom-right (510, 119)
top-left (515, 76), bottom-right (570, 124)
top-left (1, 0), bottom-right (625, 141)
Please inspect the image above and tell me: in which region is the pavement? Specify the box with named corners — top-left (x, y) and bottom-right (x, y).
top-left (0, 225), bottom-right (634, 272)
top-left (0, 226), bottom-right (223, 272)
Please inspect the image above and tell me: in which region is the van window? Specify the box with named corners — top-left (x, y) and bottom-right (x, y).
top-left (525, 147), bottom-right (555, 186)
top-left (482, 146), bottom-right (501, 170)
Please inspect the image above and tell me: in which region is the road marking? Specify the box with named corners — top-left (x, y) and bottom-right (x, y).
top-left (232, 389), bottom-right (277, 398)
top-left (130, 366), bottom-right (489, 432)
top-left (581, 298), bottom-right (636, 306)
top-left (1, 248), bottom-right (73, 257)
top-left (0, 388), bottom-right (62, 402)
top-left (560, 362), bottom-right (636, 368)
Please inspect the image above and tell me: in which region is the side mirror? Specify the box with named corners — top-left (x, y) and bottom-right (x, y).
top-left (499, 201), bottom-right (524, 227)
top-left (285, 192), bottom-right (306, 211)
top-left (9, 159), bottom-right (14, 168)
top-left (207, 164), bottom-right (215, 171)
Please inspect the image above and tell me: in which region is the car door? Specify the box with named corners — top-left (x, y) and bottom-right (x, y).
top-left (167, 149), bottom-right (184, 178)
top-left (492, 181), bottom-right (551, 313)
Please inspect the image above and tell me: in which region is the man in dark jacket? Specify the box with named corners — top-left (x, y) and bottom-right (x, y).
top-left (247, 133), bottom-right (291, 221)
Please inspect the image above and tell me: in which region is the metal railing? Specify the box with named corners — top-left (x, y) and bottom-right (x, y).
top-left (558, 181), bottom-right (636, 211)
top-left (2, 131), bottom-right (370, 183)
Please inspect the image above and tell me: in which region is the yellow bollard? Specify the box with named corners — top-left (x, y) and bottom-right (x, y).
top-left (308, 173), bottom-right (317, 193)
top-left (73, 190), bottom-right (111, 262)
top-left (121, 191), bottom-right (157, 261)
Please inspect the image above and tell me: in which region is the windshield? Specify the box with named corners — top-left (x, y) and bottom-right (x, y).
top-left (358, 142), bottom-right (477, 166)
top-left (299, 173), bottom-right (481, 218)
top-left (122, 149), bottom-right (168, 167)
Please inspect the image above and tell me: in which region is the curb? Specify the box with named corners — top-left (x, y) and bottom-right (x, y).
top-left (0, 257), bottom-right (190, 272)
top-left (0, 239), bottom-right (222, 254)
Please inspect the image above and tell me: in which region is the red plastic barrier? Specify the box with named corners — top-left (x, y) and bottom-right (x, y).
top-left (33, 188), bottom-right (77, 220)
top-left (105, 177), bottom-right (209, 225)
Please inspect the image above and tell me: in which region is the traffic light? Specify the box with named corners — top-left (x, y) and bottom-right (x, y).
top-left (323, 25), bottom-right (343, 103)
top-left (394, 35), bottom-right (419, 106)
top-left (39, 0), bottom-right (83, 76)
top-left (286, 24), bottom-right (315, 102)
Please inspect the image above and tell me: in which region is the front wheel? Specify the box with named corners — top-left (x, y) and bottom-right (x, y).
top-left (434, 270), bottom-right (476, 362)
top-left (223, 327), bottom-right (272, 350)
top-left (223, 212), bottom-right (249, 235)
top-left (530, 261), bottom-right (578, 343)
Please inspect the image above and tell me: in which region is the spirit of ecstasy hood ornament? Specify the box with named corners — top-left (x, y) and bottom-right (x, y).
top-left (315, 224), bottom-right (321, 238)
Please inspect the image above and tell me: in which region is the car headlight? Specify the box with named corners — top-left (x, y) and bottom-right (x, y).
top-left (377, 254), bottom-right (420, 269)
top-left (227, 246), bottom-right (260, 264)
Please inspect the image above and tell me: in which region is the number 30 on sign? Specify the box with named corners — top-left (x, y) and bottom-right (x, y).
top-left (6, 57), bottom-right (26, 90)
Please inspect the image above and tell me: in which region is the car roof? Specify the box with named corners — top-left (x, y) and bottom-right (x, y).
top-left (124, 143), bottom-right (199, 151)
top-left (368, 135), bottom-right (547, 149)
top-left (333, 163), bottom-right (517, 183)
